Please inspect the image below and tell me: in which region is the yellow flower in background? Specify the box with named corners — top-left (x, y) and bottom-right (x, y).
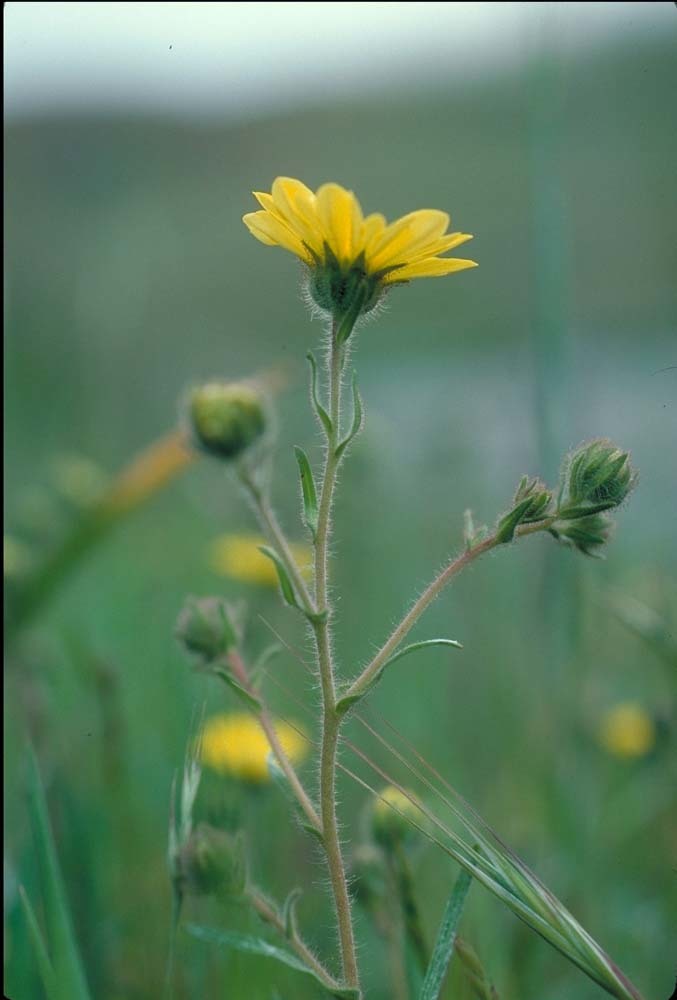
top-left (199, 712), bottom-right (307, 783)
top-left (210, 532), bottom-right (312, 588)
top-left (244, 177), bottom-right (476, 284)
top-left (598, 702), bottom-right (656, 759)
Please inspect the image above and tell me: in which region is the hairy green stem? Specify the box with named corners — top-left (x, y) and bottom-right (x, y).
top-left (313, 325), bottom-right (361, 992)
top-left (345, 517), bottom-right (558, 704)
top-left (238, 466), bottom-right (315, 614)
top-left (227, 650), bottom-right (320, 831)
top-left (247, 887), bottom-right (341, 992)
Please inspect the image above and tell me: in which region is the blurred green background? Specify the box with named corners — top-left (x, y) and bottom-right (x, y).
top-left (4, 4), bottom-right (677, 999)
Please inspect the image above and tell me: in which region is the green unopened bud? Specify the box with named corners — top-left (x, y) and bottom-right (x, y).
top-left (189, 381), bottom-right (266, 460)
top-left (496, 476), bottom-right (552, 543)
top-left (549, 513), bottom-right (613, 557)
top-left (372, 786), bottom-right (423, 849)
top-left (179, 823), bottom-right (247, 899)
top-left (175, 596), bottom-right (238, 662)
top-left (562, 439), bottom-right (635, 514)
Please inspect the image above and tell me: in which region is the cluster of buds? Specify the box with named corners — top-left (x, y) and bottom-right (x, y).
top-left (188, 380), bottom-right (267, 461)
top-left (495, 476), bottom-right (553, 544)
top-left (551, 440), bottom-right (636, 556)
top-left (495, 439), bottom-right (636, 557)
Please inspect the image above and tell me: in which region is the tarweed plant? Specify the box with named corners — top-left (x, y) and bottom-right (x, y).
top-left (169, 178), bottom-right (642, 999)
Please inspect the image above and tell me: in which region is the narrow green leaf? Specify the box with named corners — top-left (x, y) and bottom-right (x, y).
top-left (213, 667), bottom-right (262, 711)
top-left (26, 749), bottom-right (92, 1000)
top-left (335, 690), bottom-right (370, 717)
top-left (250, 643), bottom-right (282, 688)
top-left (185, 925), bottom-right (358, 998)
top-left (258, 547), bottom-right (300, 610)
top-left (281, 887), bottom-right (303, 939)
top-left (294, 446), bottom-right (319, 540)
top-left (18, 886), bottom-right (58, 999)
top-left (495, 496), bottom-right (536, 544)
top-left (306, 352), bottom-right (333, 435)
top-left (337, 639), bottom-right (461, 713)
top-left (382, 638), bottom-right (463, 672)
top-left (301, 822), bottom-right (325, 846)
top-left (419, 870), bottom-right (472, 1000)
top-left (335, 371), bottom-right (364, 460)
top-left (556, 501), bottom-right (617, 520)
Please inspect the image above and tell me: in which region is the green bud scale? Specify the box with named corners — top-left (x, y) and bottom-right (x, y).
top-left (305, 245), bottom-right (386, 341)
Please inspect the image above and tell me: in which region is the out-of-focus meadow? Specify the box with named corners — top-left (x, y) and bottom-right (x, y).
top-left (4, 6), bottom-right (677, 999)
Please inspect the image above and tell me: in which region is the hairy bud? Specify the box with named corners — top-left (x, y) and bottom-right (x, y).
top-left (189, 381), bottom-right (266, 460)
top-left (178, 823), bottom-right (247, 899)
top-left (175, 596), bottom-right (238, 663)
top-left (561, 440), bottom-right (635, 515)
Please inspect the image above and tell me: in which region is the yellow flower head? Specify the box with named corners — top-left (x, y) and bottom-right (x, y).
top-left (199, 712), bottom-right (307, 783)
top-left (243, 177), bottom-right (476, 335)
top-left (209, 532), bottom-right (312, 588)
top-left (598, 702), bottom-right (656, 759)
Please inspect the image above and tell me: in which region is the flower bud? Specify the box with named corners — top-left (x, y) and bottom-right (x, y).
top-left (549, 513), bottom-right (613, 557)
top-left (178, 823), bottom-right (247, 899)
top-left (175, 596), bottom-right (238, 662)
top-left (371, 786), bottom-right (422, 849)
top-left (189, 381), bottom-right (266, 460)
top-left (562, 440), bottom-right (635, 513)
top-left (496, 477), bottom-right (552, 543)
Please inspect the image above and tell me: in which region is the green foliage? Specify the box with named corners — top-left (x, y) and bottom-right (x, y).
top-left (20, 751), bottom-right (91, 1000)
top-left (185, 925), bottom-right (359, 998)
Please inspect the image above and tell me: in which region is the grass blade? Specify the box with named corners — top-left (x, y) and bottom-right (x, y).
top-left (26, 749), bottom-right (91, 1000)
top-left (419, 869), bottom-right (472, 1000)
top-left (18, 886), bottom-right (58, 999)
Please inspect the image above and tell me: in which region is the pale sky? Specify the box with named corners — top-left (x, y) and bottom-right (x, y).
top-left (4, 2), bottom-right (670, 118)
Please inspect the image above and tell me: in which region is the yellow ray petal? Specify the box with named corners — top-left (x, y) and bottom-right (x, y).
top-left (368, 209), bottom-right (450, 271)
top-left (391, 232), bottom-right (475, 268)
top-left (383, 256), bottom-right (478, 283)
top-left (316, 183), bottom-right (364, 264)
top-left (361, 212), bottom-right (387, 256)
top-left (242, 210), bottom-right (309, 259)
top-left (270, 177), bottom-right (323, 251)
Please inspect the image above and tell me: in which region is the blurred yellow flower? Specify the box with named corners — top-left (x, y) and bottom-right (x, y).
top-left (372, 785), bottom-right (423, 847)
top-left (199, 712), bottom-right (307, 783)
top-left (209, 532), bottom-right (312, 588)
top-left (243, 177), bottom-right (476, 284)
top-left (598, 702), bottom-right (656, 759)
